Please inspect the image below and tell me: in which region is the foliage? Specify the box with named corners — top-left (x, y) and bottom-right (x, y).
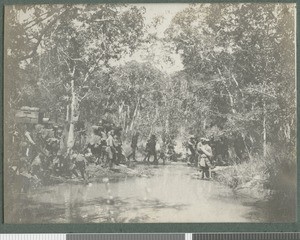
top-left (5, 3), bottom-right (296, 157)
top-left (166, 3), bottom-right (295, 158)
top-left (5, 4), bottom-right (145, 121)
top-left (214, 145), bottom-right (296, 221)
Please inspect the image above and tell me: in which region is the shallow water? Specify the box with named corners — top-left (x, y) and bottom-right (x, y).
top-left (7, 162), bottom-right (274, 223)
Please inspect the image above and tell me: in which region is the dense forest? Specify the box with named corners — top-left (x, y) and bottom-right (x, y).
top-left (4, 3), bottom-right (297, 223)
top-left (5, 4), bottom-right (295, 160)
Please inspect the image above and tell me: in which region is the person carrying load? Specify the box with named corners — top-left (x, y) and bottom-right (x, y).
top-left (197, 137), bottom-right (213, 179)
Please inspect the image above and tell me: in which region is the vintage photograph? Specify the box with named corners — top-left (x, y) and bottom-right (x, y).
top-left (4, 3), bottom-right (296, 223)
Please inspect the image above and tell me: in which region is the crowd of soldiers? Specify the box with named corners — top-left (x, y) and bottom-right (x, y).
top-left (8, 120), bottom-right (128, 182)
top-left (8, 116), bottom-right (179, 185)
top-left (8, 108), bottom-right (215, 186)
top-left (186, 135), bottom-right (213, 179)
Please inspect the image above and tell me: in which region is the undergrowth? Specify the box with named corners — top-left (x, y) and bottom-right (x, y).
top-left (215, 145), bottom-right (296, 207)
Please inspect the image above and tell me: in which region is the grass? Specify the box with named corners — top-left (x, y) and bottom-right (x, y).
top-left (214, 145), bottom-right (296, 203)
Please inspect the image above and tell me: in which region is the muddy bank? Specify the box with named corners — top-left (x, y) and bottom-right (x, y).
top-left (189, 164), bottom-right (295, 222)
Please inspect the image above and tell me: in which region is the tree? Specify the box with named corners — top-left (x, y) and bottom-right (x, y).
top-left (5, 4), bottom-right (146, 152)
top-left (167, 3), bottom-right (295, 160)
top-left (107, 61), bottom-right (168, 138)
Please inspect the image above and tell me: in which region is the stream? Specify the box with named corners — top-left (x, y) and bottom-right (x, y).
top-left (8, 162), bottom-right (275, 223)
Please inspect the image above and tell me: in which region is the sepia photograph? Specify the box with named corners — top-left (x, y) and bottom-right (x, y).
top-left (4, 3), bottom-right (296, 223)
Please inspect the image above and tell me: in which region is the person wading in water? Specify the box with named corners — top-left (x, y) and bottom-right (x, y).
top-left (197, 138), bottom-right (213, 179)
top-left (143, 134), bottom-right (158, 164)
top-left (127, 132), bottom-right (139, 162)
top-left (106, 130), bottom-right (116, 168)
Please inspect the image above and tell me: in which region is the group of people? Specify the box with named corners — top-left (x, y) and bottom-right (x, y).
top-left (9, 119), bottom-right (124, 182)
top-left (85, 121), bottom-right (125, 168)
top-left (9, 115), bottom-right (175, 184)
top-left (9, 123), bottom-right (66, 180)
top-left (187, 135), bottom-right (213, 179)
top-left (142, 134), bottom-right (176, 164)
top-left (10, 113), bottom-right (213, 185)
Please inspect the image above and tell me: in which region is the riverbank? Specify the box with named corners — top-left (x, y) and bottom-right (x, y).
top-left (190, 162), bottom-right (274, 200)
top-left (212, 165), bottom-right (271, 200)
top-left (45, 162), bottom-right (156, 185)
top-left (189, 157), bottom-right (296, 222)
top-left (211, 152), bottom-right (296, 222)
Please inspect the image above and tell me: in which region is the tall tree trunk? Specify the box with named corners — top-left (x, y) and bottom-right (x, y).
top-left (284, 123), bottom-right (291, 141)
top-left (218, 68), bottom-right (236, 114)
top-left (66, 104), bottom-right (69, 122)
top-left (118, 100), bottom-right (125, 126)
top-left (150, 103), bottom-right (159, 135)
top-left (203, 118), bottom-right (206, 130)
top-left (130, 98), bottom-right (140, 131)
top-left (263, 100), bottom-right (267, 158)
top-left (67, 80), bottom-right (76, 153)
top-left (165, 117), bottom-right (169, 136)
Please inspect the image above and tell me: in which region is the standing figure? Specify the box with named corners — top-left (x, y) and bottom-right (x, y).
top-left (99, 128), bottom-right (108, 164)
top-left (106, 130), bottom-right (116, 168)
top-left (87, 127), bottom-right (101, 164)
top-left (127, 132), bottom-right (139, 162)
top-left (70, 152), bottom-right (87, 179)
top-left (23, 124), bottom-right (37, 161)
top-left (143, 134), bottom-right (158, 164)
top-left (197, 138), bottom-right (213, 179)
top-left (113, 134), bottom-right (123, 165)
top-left (74, 153), bottom-right (88, 180)
top-left (31, 153), bottom-right (42, 178)
top-left (187, 135), bottom-right (197, 165)
top-left (167, 142), bottom-right (176, 162)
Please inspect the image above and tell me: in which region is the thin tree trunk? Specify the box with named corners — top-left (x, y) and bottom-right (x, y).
top-left (66, 104), bottom-right (69, 122)
top-left (118, 101), bottom-right (125, 127)
top-left (284, 123), bottom-right (291, 141)
top-left (123, 107), bottom-right (126, 130)
top-left (67, 80), bottom-right (75, 153)
top-left (263, 100), bottom-right (267, 158)
top-left (130, 98), bottom-right (140, 131)
top-left (165, 118), bottom-right (169, 135)
top-left (203, 118), bottom-right (206, 130)
top-left (150, 104), bottom-right (159, 135)
top-left (218, 68), bottom-right (236, 114)
top-left (242, 133), bottom-right (251, 161)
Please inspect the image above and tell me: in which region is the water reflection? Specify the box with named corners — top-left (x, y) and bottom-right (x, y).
top-left (6, 162), bottom-right (283, 223)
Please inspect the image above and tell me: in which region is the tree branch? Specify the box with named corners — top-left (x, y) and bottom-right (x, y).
top-left (18, 9), bottom-right (69, 62)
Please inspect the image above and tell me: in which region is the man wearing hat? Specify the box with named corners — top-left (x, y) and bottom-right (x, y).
top-left (197, 137), bottom-right (213, 179)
